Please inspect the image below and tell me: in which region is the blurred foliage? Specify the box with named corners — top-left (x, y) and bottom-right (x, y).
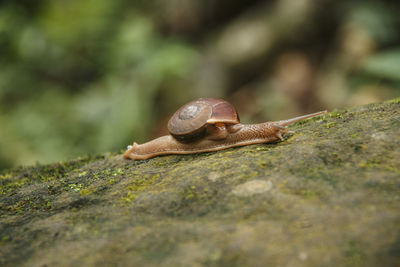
top-left (0, 0), bottom-right (399, 169)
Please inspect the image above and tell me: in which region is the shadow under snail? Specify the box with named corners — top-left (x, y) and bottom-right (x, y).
top-left (123, 98), bottom-right (327, 160)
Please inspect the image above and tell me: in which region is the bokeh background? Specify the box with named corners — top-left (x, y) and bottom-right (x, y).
top-left (1, 0), bottom-right (399, 170)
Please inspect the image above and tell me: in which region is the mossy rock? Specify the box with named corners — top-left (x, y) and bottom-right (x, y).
top-left (1, 98), bottom-right (400, 267)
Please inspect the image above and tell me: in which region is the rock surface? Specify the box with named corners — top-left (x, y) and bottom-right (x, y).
top-left (1, 98), bottom-right (400, 267)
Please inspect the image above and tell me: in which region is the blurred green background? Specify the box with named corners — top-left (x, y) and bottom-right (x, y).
top-left (1, 0), bottom-right (399, 170)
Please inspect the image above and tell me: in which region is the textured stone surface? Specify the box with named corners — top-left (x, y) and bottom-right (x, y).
top-left (1, 98), bottom-right (400, 267)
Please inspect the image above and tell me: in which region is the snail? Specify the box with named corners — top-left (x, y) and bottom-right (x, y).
top-left (123, 98), bottom-right (327, 160)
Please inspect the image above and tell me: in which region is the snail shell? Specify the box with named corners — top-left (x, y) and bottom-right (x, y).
top-left (167, 98), bottom-right (240, 141)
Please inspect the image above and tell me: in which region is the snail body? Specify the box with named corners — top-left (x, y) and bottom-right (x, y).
top-left (123, 98), bottom-right (327, 160)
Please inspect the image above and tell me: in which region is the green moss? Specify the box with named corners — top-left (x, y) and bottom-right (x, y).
top-left (121, 191), bottom-right (138, 203)
top-left (107, 178), bottom-right (119, 185)
top-left (329, 111), bottom-right (345, 119)
top-left (112, 168), bottom-right (124, 176)
top-left (78, 171), bottom-right (88, 177)
top-left (299, 189), bottom-right (318, 199)
top-left (326, 121), bottom-right (337, 128)
top-left (120, 173), bottom-right (161, 203)
top-left (0, 176), bottom-right (29, 195)
top-left (0, 173), bottom-right (12, 180)
top-left (350, 133), bottom-right (360, 138)
top-left (359, 161), bottom-right (400, 173)
top-left (79, 188), bottom-right (93, 196)
top-left (385, 97), bottom-right (400, 104)
top-left (182, 185), bottom-right (197, 200)
top-left (0, 155), bottom-right (101, 196)
top-left (68, 183), bottom-right (83, 192)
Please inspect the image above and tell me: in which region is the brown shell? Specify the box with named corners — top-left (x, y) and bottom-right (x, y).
top-left (167, 98), bottom-right (240, 141)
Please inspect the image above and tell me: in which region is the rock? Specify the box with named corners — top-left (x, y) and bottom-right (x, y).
top-left (0, 98), bottom-right (399, 267)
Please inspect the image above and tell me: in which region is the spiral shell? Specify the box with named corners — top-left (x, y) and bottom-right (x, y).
top-left (167, 98), bottom-right (240, 141)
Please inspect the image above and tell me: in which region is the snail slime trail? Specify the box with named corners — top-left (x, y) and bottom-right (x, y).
top-left (123, 98), bottom-right (327, 160)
